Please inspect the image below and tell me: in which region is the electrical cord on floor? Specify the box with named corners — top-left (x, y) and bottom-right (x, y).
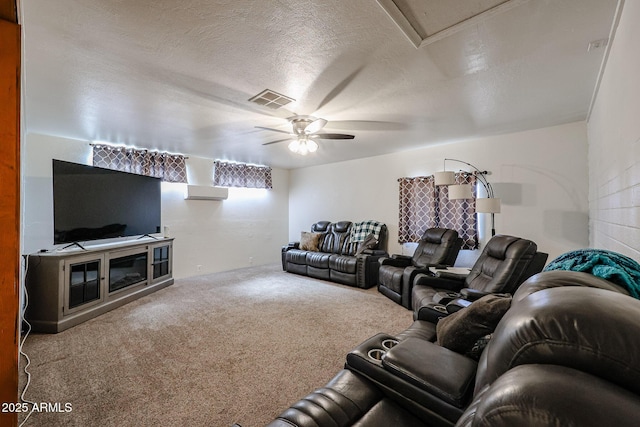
top-left (18, 255), bottom-right (37, 427)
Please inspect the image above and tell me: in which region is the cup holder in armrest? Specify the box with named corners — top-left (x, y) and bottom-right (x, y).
top-left (347, 333), bottom-right (398, 373)
top-left (382, 339), bottom-right (399, 350)
top-left (433, 304), bottom-right (447, 313)
top-left (367, 348), bottom-right (386, 362)
top-left (366, 339), bottom-right (399, 363)
top-left (433, 291), bottom-right (461, 305)
top-left (417, 303), bottom-right (450, 323)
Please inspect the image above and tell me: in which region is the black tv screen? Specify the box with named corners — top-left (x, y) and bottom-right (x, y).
top-left (53, 159), bottom-right (162, 244)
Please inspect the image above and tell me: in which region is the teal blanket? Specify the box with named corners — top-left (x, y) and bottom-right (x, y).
top-left (544, 249), bottom-right (640, 299)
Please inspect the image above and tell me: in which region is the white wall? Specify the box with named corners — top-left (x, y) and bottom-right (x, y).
top-left (289, 122), bottom-right (590, 266)
top-left (588, 0), bottom-right (640, 260)
top-left (21, 133), bottom-right (289, 279)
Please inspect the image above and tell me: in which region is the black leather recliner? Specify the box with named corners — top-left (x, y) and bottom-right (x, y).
top-left (412, 234), bottom-right (547, 320)
top-left (378, 228), bottom-right (462, 309)
top-left (264, 270), bottom-right (640, 427)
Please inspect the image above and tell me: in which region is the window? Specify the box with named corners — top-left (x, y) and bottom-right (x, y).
top-left (398, 173), bottom-right (478, 249)
top-left (92, 144), bottom-right (187, 183)
top-left (213, 160), bottom-right (273, 189)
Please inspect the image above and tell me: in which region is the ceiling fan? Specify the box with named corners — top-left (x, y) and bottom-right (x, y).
top-left (257, 115), bottom-right (355, 155)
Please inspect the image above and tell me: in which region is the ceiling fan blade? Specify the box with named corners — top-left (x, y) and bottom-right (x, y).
top-left (262, 138), bottom-right (292, 146)
top-left (324, 120), bottom-right (408, 131)
top-left (313, 133), bottom-right (355, 140)
top-left (255, 126), bottom-right (293, 135)
top-left (304, 118), bottom-right (328, 134)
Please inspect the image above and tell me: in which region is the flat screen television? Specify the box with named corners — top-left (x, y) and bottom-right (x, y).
top-left (52, 159), bottom-right (162, 245)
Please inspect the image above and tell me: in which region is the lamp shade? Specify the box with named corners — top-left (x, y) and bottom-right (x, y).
top-left (476, 198), bottom-right (501, 213)
top-left (448, 184), bottom-right (473, 200)
top-left (434, 171), bottom-right (456, 186)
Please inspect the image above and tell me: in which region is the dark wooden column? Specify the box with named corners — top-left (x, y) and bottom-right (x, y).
top-left (0, 1), bottom-right (20, 426)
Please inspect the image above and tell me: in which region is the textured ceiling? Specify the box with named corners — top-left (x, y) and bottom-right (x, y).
top-left (21, 0), bottom-right (620, 169)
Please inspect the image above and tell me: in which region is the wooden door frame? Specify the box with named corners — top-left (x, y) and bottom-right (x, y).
top-left (0, 1), bottom-right (20, 426)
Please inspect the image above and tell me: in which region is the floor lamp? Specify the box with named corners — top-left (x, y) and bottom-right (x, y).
top-left (434, 158), bottom-right (501, 236)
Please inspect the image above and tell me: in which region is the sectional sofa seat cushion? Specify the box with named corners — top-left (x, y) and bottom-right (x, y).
top-left (306, 251), bottom-right (331, 269)
top-left (329, 254), bottom-right (357, 274)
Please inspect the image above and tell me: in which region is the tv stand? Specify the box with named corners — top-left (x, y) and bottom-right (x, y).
top-left (24, 238), bottom-right (174, 333)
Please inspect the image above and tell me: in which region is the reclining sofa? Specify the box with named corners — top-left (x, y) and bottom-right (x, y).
top-left (282, 221), bottom-right (388, 289)
top-left (265, 269), bottom-right (640, 427)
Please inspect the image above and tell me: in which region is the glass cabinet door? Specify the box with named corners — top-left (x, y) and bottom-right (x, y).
top-left (68, 260), bottom-right (101, 309)
top-left (152, 245), bottom-right (171, 280)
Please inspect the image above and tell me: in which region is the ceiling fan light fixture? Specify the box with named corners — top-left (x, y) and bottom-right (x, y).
top-left (288, 139), bottom-right (301, 153)
top-left (307, 139), bottom-right (319, 153)
top-left (261, 115), bottom-right (355, 151)
top-left (288, 136), bottom-right (319, 155)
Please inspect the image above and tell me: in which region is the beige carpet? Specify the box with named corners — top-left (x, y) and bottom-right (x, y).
top-left (19, 264), bottom-right (413, 427)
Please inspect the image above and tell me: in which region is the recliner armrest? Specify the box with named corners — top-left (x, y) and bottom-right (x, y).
top-left (283, 242), bottom-right (299, 251)
top-left (415, 303), bottom-right (450, 323)
top-left (445, 298), bottom-right (473, 314)
top-left (281, 242), bottom-right (300, 270)
top-left (379, 255), bottom-right (412, 267)
top-left (434, 271), bottom-right (467, 282)
top-left (460, 288), bottom-right (491, 301)
top-left (361, 249), bottom-right (387, 256)
top-left (382, 338), bottom-right (478, 408)
top-left (345, 334), bottom-right (475, 424)
top-left (413, 273), bottom-right (466, 292)
top-left (266, 369), bottom-right (384, 427)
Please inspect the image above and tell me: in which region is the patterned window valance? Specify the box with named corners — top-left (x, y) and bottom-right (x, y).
top-left (213, 160), bottom-right (273, 189)
top-left (398, 173), bottom-right (478, 250)
top-left (92, 144), bottom-right (187, 183)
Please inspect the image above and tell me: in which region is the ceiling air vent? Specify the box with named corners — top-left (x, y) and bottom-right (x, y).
top-left (248, 89), bottom-right (294, 110)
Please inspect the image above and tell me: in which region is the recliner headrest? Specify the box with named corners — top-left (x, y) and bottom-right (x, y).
top-left (485, 235), bottom-right (523, 259)
top-left (333, 221), bottom-right (352, 233)
top-left (312, 221), bottom-right (331, 232)
top-left (513, 270), bottom-right (630, 303)
top-left (422, 228), bottom-right (448, 244)
top-left (475, 286), bottom-right (640, 396)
